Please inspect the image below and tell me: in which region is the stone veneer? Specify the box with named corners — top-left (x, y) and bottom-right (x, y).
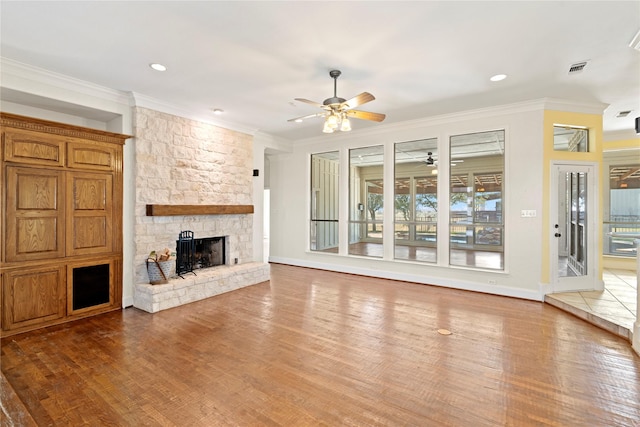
top-left (135, 262), bottom-right (270, 313)
top-left (132, 107), bottom-right (269, 312)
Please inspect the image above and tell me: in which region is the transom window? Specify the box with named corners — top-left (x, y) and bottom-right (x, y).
top-left (554, 126), bottom-right (588, 152)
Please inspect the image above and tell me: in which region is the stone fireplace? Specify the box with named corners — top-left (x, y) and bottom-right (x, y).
top-left (131, 107), bottom-right (269, 313)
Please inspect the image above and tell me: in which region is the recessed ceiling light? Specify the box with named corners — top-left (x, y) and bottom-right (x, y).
top-left (212, 109), bottom-right (224, 115)
top-left (149, 63), bottom-right (167, 72)
top-left (490, 74), bottom-right (507, 82)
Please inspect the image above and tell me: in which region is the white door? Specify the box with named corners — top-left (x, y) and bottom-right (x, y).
top-left (551, 162), bottom-right (600, 292)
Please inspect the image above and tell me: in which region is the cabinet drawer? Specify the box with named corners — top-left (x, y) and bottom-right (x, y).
top-left (3, 129), bottom-right (65, 167)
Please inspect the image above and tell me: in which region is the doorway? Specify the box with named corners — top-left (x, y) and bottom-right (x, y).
top-left (550, 162), bottom-right (600, 292)
top-left (263, 189), bottom-right (270, 262)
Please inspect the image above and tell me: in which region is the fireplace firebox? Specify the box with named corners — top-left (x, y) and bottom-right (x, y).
top-left (176, 231), bottom-right (226, 276)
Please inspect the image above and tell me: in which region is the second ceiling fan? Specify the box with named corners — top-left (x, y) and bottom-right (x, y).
top-left (289, 70), bottom-right (386, 133)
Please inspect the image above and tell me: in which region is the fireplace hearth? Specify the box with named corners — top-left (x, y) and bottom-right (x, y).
top-left (176, 231), bottom-right (226, 276)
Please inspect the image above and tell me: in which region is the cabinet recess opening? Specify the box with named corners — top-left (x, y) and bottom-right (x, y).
top-left (72, 264), bottom-right (110, 310)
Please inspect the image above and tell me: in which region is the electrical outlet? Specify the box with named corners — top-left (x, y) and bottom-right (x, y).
top-left (488, 279), bottom-right (497, 285)
top-left (521, 209), bottom-right (537, 217)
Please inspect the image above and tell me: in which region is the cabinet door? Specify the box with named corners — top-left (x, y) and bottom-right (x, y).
top-left (3, 129), bottom-right (66, 167)
top-left (67, 140), bottom-right (116, 171)
top-left (5, 166), bottom-right (65, 261)
top-left (2, 266), bottom-right (66, 331)
top-left (66, 171), bottom-right (113, 256)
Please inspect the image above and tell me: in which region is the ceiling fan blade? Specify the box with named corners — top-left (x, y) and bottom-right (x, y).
top-left (294, 98), bottom-right (325, 108)
top-left (345, 109), bottom-right (386, 122)
top-left (287, 112), bottom-right (327, 122)
top-left (342, 92), bottom-right (375, 109)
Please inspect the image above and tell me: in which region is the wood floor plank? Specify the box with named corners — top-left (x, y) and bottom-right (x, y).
top-left (2, 263), bottom-right (639, 426)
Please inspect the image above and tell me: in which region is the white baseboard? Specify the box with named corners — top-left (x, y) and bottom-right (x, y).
top-left (269, 256), bottom-right (542, 301)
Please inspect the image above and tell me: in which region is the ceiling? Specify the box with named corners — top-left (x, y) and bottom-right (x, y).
top-left (1, 1), bottom-right (639, 141)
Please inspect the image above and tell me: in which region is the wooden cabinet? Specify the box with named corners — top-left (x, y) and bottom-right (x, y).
top-left (1, 113), bottom-right (129, 337)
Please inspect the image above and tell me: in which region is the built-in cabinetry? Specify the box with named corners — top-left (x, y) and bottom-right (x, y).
top-left (1, 113), bottom-right (129, 337)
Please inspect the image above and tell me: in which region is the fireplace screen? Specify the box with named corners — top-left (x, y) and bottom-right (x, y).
top-left (176, 231), bottom-right (226, 276)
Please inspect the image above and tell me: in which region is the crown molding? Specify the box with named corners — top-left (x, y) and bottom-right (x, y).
top-left (130, 92), bottom-right (259, 136)
top-left (297, 98), bottom-right (608, 146)
top-left (603, 129), bottom-right (640, 143)
top-left (540, 97), bottom-right (609, 115)
top-left (253, 131), bottom-right (294, 153)
top-left (0, 57), bottom-right (130, 105)
top-left (0, 58), bottom-right (259, 136)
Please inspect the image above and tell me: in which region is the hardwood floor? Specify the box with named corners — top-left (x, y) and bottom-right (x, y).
top-left (2, 263), bottom-right (639, 426)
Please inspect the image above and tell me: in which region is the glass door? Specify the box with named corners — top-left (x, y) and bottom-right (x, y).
top-left (557, 171), bottom-right (587, 277)
top-left (551, 163), bottom-right (598, 292)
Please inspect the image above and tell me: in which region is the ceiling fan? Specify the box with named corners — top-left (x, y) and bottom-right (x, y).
top-left (424, 152), bottom-right (464, 167)
top-left (288, 70), bottom-right (386, 133)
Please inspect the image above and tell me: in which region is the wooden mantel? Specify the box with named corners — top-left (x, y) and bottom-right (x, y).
top-left (146, 204), bottom-right (254, 216)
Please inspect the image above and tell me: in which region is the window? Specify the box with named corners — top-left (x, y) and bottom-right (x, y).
top-left (311, 132), bottom-right (506, 271)
top-left (349, 146), bottom-right (384, 257)
top-left (449, 130), bottom-right (505, 270)
top-left (473, 172), bottom-right (503, 245)
top-left (310, 151), bottom-right (339, 252)
top-left (604, 161), bottom-right (640, 257)
top-left (554, 126), bottom-right (588, 152)
top-left (394, 138), bottom-right (438, 262)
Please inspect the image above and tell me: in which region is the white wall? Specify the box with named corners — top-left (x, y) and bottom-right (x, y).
top-left (2, 58), bottom-right (604, 302)
top-left (269, 102), bottom-right (546, 300)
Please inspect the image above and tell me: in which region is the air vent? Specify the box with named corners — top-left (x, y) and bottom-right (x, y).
top-left (568, 61), bottom-right (588, 74)
top-left (617, 110), bottom-right (632, 118)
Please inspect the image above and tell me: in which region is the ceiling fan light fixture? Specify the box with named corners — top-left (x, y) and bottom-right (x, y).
top-left (291, 69), bottom-right (385, 134)
top-left (326, 113), bottom-right (339, 129)
top-left (340, 116), bottom-right (351, 132)
top-left (322, 118), bottom-right (335, 133)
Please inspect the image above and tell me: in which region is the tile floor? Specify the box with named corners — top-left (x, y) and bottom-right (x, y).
top-left (545, 269), bottom-right (638, 341)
